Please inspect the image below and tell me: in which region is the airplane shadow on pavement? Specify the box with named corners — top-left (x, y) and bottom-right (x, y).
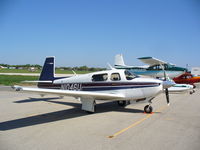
top-left (0, 97), bottom-right (144, 131)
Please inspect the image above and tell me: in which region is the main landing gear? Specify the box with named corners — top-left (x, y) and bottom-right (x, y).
top-left (117, 100), bottom-right (130, 107)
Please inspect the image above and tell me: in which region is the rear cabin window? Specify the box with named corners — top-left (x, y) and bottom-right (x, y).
top-left (92, 73), bottom-right (108, 81)
top-left (110, 73), bottom-right (121, 81)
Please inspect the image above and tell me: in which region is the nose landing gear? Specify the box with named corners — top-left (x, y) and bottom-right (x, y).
top-left (144, 97), bottom-right (154, 113)
top-left (144, 105), bottom-right (153, 113)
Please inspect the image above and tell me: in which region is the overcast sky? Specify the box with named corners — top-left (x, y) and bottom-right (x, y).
top-left (0, 0), bottom-right (199, 68)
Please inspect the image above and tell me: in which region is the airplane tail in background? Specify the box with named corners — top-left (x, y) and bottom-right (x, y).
top-left (115, 54), bottom-right (126, 67)
top-left (114, 54), bottom-right (146, 69)
top-left (39, 57), bottom-right (55, 81)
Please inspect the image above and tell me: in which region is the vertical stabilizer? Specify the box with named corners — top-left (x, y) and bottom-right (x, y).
top-left (115, 54), bottom-right (126, 66)
top-left (39, 57), bottom-right (55, 81)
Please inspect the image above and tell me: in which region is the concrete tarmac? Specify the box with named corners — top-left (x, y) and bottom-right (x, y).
top-left (0, 87), bottom-right (200, 150)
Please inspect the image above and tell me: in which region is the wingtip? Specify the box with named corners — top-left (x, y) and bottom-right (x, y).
top-left (11, 85), bottom-right (22, 91)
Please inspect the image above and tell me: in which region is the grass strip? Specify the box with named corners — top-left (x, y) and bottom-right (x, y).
top-left (0, 75), bottom-right (39, 86)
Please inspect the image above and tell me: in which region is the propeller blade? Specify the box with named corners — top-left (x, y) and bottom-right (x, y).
top-left (165, 88), bottom-right (170, 105)
top-left (163, 70), bottom-right (167, 80)
top-left (159, 63), bottom-right (171, 105)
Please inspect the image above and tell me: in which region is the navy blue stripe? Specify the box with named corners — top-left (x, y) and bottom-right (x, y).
top-left (37, 82), bottom-right (160, 91)
top-left (82, 82), bottom-right (159, 87)
top-left (82, 85), bottom-right (159, 91)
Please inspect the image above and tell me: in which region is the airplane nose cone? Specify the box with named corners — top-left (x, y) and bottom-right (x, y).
top-left (163, 80), bottom-right (176, 89)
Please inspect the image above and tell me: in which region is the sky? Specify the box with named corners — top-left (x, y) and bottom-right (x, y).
top-left (0, 0), bottom-right (200, 68)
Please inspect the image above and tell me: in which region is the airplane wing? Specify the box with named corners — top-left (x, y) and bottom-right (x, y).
top-left (12, 85), bottom-right (125, 100)
top-left (138, 57), bottom-right (172, 66)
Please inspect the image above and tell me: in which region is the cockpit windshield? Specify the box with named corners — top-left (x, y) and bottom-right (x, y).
top-left (124, 70), bottom-right (137, 80)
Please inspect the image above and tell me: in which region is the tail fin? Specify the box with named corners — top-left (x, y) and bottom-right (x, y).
top-left (39, 57), bottom-right (55, 81)
top-left (115, 54), bottom-right (126, 66)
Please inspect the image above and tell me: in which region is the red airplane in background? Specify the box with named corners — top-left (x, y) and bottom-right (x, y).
top-left (173, 72), bottom-right (200, 88)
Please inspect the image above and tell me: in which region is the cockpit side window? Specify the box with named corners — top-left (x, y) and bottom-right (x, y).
top-left (124, 70), bottom-right (136, 80)
top-left (92, 73), bottom-right (108, 81)
top-left (182, 75), bottom-right (187, 79)
top-left (164, 64), bottom-right (169, 69)
top-left (186, 75), bottom-right (192, 79)
top-left (110, 73), bottom-right (121, 81)
top-left (148, 64), bottom-right (171, 70)
top-left (148, 65), bottom-right (162, 70)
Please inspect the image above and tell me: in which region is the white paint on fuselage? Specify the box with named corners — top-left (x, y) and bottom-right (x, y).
top-left (168, 84), bottom-right (194, 93)
top-left (134, 70), bottom-right (184, 78)
top-left (53, 69), bottom-right (163, 101)
top-left (152, 71), bottom-right (184, 78)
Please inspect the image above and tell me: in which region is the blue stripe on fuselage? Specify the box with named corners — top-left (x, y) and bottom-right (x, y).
top-left (81, 84), bottom-right (160, 91)
top-left (38, 82), bottom-right (161, 91)
top-left (81, 83), bottom-right (160, 91)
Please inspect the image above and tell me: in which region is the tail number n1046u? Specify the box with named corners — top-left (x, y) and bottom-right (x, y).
top-left (61, 83), bottom-right (82, 90)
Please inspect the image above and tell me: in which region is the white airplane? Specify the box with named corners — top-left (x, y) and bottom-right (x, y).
top-left (115, 54), bottom-right (194, 94)
top-left (13, 57), bottom-right (175, 114)
top-left (114, 54), bottom-right (187, 78)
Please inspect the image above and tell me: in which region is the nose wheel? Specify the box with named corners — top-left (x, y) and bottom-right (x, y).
top-left (190, 90), bottom-right (195, 95)
top-left (144, 105), bottom-right (153, 113)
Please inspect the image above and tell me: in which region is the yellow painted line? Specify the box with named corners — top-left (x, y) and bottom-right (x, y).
top-left (108, 105), bottom-right (169, 139)
top-left (108, 114), bottom-right (152, 138)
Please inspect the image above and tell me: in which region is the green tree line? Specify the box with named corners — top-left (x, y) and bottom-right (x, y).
top-left (0, 64), bottom-right (106, 71)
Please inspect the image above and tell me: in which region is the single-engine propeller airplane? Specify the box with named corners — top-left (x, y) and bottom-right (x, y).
top-left (114, 54), bottom-right (187, 78)
top-left (13, 57), bottom-right (175, 114)
top-left (114, 54), bottom-right (195, 94)
top-left (171, 72), bottom-right (200, 94)
top-left (173, 72), bottom-right (200, 87)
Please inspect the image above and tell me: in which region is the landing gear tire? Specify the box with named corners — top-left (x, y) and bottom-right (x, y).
top-left (144, 105), bottom-right (153, 113)
top-left (85, 111), bottom-right (94, 114)
top-left (190, 90), bottom-right (195, 95)
top-left (117, 100), bottom-right (127, 107)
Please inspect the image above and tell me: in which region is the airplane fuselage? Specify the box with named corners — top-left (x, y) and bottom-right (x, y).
top-left (39, 69), bottom-right (163, 101)
top-left (131, 70), bottom-right (184, 78)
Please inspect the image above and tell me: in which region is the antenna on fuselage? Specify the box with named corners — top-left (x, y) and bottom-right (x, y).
top-left (107, 63), bottom-right (117, 70)
top-left (72, 70), bottom-right (77, 76)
